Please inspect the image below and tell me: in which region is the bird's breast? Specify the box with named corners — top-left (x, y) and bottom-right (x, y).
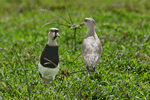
top-left (40, 44), bottom-right (59, 68)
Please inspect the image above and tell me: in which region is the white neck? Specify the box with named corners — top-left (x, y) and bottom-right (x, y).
top-left (48, 38), bottom-right (58, 46)
top-left (86, 26), bottom-right (95, 37)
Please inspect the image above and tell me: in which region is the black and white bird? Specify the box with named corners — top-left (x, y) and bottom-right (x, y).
top-left (81, 18), bottom-right (102, 72)
top-left (38, 28), bottom-right (60, 84)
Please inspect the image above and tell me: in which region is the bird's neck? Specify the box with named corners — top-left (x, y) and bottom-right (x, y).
top-left (48, 38), bottom-right (58, 46)
top-left (86, 27), bottom-right (95, 37)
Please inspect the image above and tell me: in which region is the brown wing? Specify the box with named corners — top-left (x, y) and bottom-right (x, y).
top-left (82, 36), bottom-right (101, 68)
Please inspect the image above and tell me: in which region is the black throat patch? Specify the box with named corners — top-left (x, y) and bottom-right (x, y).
top-left (40, 44), bottom-right (59, 68)
top-left (53, 35), bottom-right (57, 40)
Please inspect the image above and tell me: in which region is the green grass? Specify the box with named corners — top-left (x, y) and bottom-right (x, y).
top-left (0, 0), bottom-right (150, 99)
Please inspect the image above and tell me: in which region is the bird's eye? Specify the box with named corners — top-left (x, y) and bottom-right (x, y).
top-left (55, 30), bottom-right (58, 33)
top-left (51, 30), bottom-right (54, 32)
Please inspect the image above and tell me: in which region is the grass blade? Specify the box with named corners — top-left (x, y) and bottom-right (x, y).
top-left (64, 5), bottom-right (73, 24)
top-left (39, 9), bottom-right (71, 24)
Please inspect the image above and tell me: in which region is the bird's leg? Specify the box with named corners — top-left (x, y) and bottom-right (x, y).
top-left (48, 78), bottom-right (54, 85)
top-left (86, 71), bottom-right (90, 77)
top-left (51, 80), bottom-right (54, 85)
top-left (42, 77), bottom-right (45, 87)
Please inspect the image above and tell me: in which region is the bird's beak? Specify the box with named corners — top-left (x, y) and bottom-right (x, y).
top-left (56, 33), bottom-right (60, 37)
top-left (80, 22), bottom-right (85, 26)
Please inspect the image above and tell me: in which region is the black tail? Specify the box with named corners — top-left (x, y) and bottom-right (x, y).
top-left (39, 72), bottom-right (42, 78)
top-left (86, 66), bottom-right (95, 72)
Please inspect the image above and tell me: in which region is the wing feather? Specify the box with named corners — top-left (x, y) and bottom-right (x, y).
top-left (82, 36), bottom-right (101, 67)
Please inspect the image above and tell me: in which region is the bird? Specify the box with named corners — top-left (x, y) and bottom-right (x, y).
top-left (38, 28), bottom-right (60, 84)
top-left (80, 18), bottom-right (102, 72)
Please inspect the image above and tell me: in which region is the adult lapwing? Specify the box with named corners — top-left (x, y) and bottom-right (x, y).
top-left (81, 18), bottom-right (102, 72)
top-left (38, 28), bottom-right (60, 84)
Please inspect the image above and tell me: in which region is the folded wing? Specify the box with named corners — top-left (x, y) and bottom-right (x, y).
top-left (82, 36), bottom-right (101, 68)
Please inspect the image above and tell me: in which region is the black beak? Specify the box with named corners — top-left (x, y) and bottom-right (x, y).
top-left (80, 22), bottom-right (85, 26)
top-left (53, 32), bottom-right (60, 40)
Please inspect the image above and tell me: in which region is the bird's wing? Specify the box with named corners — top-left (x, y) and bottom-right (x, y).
top-left (82, 36), bottom-right (101, 67)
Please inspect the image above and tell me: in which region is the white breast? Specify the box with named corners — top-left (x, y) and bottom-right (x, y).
top-left (38, 63), bottom-right (60, 80)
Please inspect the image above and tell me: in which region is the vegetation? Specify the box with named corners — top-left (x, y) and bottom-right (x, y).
top-left (0, 0), bottom-right (150, 99)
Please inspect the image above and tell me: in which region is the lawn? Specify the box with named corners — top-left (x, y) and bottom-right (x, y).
top-left (0, 0), bottom-right (150, 99)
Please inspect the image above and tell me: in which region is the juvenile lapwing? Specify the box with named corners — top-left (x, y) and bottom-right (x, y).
top-left (38, 28), bottom-right (60, 84)
top-left (81, 18), bottom-right (102, 72)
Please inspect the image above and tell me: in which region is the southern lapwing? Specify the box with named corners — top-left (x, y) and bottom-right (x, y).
top-left (81, 18), bottom-right (102, 72)
top-left (38, 28), bottom-right (60, 84)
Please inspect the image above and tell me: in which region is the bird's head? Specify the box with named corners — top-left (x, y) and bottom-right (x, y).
top-left (80, 18), bottom-right (95, 28)
top-left (48, 28), bottom-right (60, 40)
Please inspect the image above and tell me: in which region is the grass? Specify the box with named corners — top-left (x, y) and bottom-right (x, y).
top-left (0, 0), bottom-right (150, 99)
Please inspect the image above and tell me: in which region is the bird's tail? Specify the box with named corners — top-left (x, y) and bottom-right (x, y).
top-left (86, 66), bottom-right (95, 72)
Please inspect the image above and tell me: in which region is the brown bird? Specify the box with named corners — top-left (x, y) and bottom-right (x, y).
top-left (81, 18), bottom-right (102, 72)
